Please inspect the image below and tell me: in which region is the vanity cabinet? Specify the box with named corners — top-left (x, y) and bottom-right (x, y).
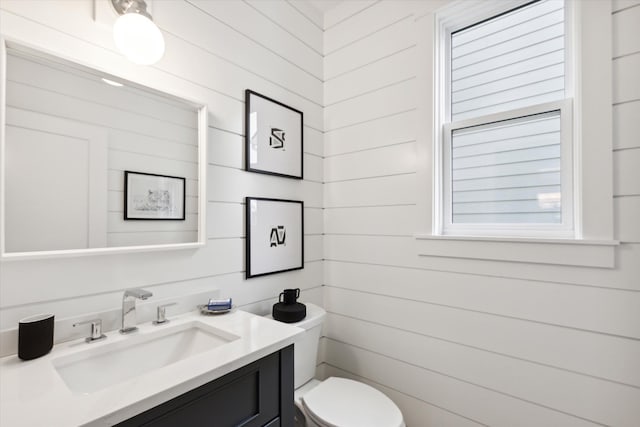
top-left (116, 345), bottom-right (294, 427)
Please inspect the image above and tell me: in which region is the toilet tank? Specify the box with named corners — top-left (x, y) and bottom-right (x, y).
top-left (266, 302), bottom-right (326, 389)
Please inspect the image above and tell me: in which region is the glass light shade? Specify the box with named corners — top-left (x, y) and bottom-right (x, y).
top-left (113, 13), bottom-right (165, 65)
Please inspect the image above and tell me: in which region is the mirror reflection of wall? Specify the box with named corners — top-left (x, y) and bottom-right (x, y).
top-left (3, 44), bottom-right (201, 253)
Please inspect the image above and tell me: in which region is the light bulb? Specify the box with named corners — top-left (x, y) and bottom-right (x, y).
top-left (113, 13), bottom-right (165, 65)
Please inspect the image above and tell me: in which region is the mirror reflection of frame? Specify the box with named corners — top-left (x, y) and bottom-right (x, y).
top-left (124, 171), bottom-right (186, 221)
top-left (0, 40), bottom-right (208, 259)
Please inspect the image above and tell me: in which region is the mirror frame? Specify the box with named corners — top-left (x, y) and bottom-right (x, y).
top-left (0, 38), bottom-right (208, 260)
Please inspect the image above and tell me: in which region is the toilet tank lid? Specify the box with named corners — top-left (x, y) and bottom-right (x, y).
top-left (265, 302), bottom-right (326, 330)
top-left (302, 377), bottom-right (404, 427)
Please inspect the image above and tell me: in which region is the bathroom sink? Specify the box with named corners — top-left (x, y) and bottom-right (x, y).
top-left (53, 321), bottom-right (239, 394)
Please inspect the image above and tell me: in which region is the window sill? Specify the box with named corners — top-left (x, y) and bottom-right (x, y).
top-left (413, 234), bottom-right (619, 268)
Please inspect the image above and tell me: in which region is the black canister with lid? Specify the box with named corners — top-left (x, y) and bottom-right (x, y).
top-left (272, 288), bottom-right (306, 323)
top-left (18, 314), bottom-right (54, 360)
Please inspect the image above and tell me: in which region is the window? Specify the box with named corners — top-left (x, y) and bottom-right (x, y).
top-left (414, 0), bottom-right (616, 266)
top-left (437, 0), bottom-right (574, 237)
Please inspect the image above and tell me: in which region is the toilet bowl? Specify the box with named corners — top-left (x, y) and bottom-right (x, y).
top-left (266, 303), bottom-right (405, 427)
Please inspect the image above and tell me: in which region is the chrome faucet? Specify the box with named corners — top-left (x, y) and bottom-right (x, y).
top-left (119, 288), bottom-right (153, 334)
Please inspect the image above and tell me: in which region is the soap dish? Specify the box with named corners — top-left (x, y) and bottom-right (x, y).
top-left (198, 304), bottom-right (233, 315)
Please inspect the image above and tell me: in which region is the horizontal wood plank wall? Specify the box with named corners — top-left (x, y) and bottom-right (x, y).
top-left (321, 1), bottom-right (640, 426)
top-left (0, 0), bottom-right (323, 339)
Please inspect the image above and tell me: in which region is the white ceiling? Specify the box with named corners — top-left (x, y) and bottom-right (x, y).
top-left (307, 0), bottom-right (343, 13)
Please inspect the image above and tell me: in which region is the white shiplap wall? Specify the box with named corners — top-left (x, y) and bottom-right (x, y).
top-left (1, 1), bottom-right (639, 425)
top-left (0, 0), bottom-right (323, 346)
top-left (321, 1), bottom-right (640, 426)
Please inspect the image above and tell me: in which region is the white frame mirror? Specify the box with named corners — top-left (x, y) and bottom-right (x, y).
top-left (0, 39), bottom-right (208, 260)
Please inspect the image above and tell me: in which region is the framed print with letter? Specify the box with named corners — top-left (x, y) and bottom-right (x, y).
top-left (245, 197), bottom-right (304, 278)
top-left (245, 90), bottom-right (303, 179)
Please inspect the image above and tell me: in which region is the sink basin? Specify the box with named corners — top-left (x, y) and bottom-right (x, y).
top-left (53, 321), bottom-right (239, 394)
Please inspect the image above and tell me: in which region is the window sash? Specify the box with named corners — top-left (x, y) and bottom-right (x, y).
top-left (442, 99), bottom-right (574, 237)
top-left (450, 0), bottom-right (566, 122)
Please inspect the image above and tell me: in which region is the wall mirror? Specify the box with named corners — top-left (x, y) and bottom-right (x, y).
top-left (0, 41), bottom-right (207, 259)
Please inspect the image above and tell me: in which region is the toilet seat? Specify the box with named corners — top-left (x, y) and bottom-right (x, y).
top-left (301, 377), bottom-right (404, 427)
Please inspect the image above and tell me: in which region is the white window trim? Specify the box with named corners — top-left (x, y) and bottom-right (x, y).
top-left (413, 234), bottom-right (616, 268)
top-left (413, 0), bottom-right (618, 267)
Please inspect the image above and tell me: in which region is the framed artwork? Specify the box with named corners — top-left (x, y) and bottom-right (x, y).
top-left (124, 171), bottom-right (186, 220)
top-left (245, 197), bottom-right (304, 278)
top-left (245, 89), bottom-right (303, 179)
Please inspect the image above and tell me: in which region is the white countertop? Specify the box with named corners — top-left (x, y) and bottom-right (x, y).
top-left (0, 309), bottom-right (303, 427)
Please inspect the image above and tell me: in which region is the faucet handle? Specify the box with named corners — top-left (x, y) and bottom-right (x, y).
top-left (73, 318), bottom-right (107, 343)
top-left (153, 303), bottom-right (177, 325)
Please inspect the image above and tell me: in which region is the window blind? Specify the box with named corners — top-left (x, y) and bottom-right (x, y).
top-left (450, 111), bottom-right (562, 224)
top-left (451, 0), bottom-right (565, 122)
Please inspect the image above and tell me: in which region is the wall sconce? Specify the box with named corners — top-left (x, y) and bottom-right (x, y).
top-left (111, 0), bottom-right (165, 65)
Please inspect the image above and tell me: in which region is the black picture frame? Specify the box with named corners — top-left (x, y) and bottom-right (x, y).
top-left (124, 171), bottom-right (186, 220)
top-left (245, 197), bottom-right (304, 279)
top-left (245, 89), bottom-right (304, 179)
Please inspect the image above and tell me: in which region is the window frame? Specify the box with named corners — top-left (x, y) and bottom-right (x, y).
top-left (436, 0), bottom-right (576, 238)
top-left (412, 0), bottom-right (617, 267)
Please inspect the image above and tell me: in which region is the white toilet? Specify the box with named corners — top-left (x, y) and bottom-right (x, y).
top-left (268, 303), bottom-right (405, 427)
